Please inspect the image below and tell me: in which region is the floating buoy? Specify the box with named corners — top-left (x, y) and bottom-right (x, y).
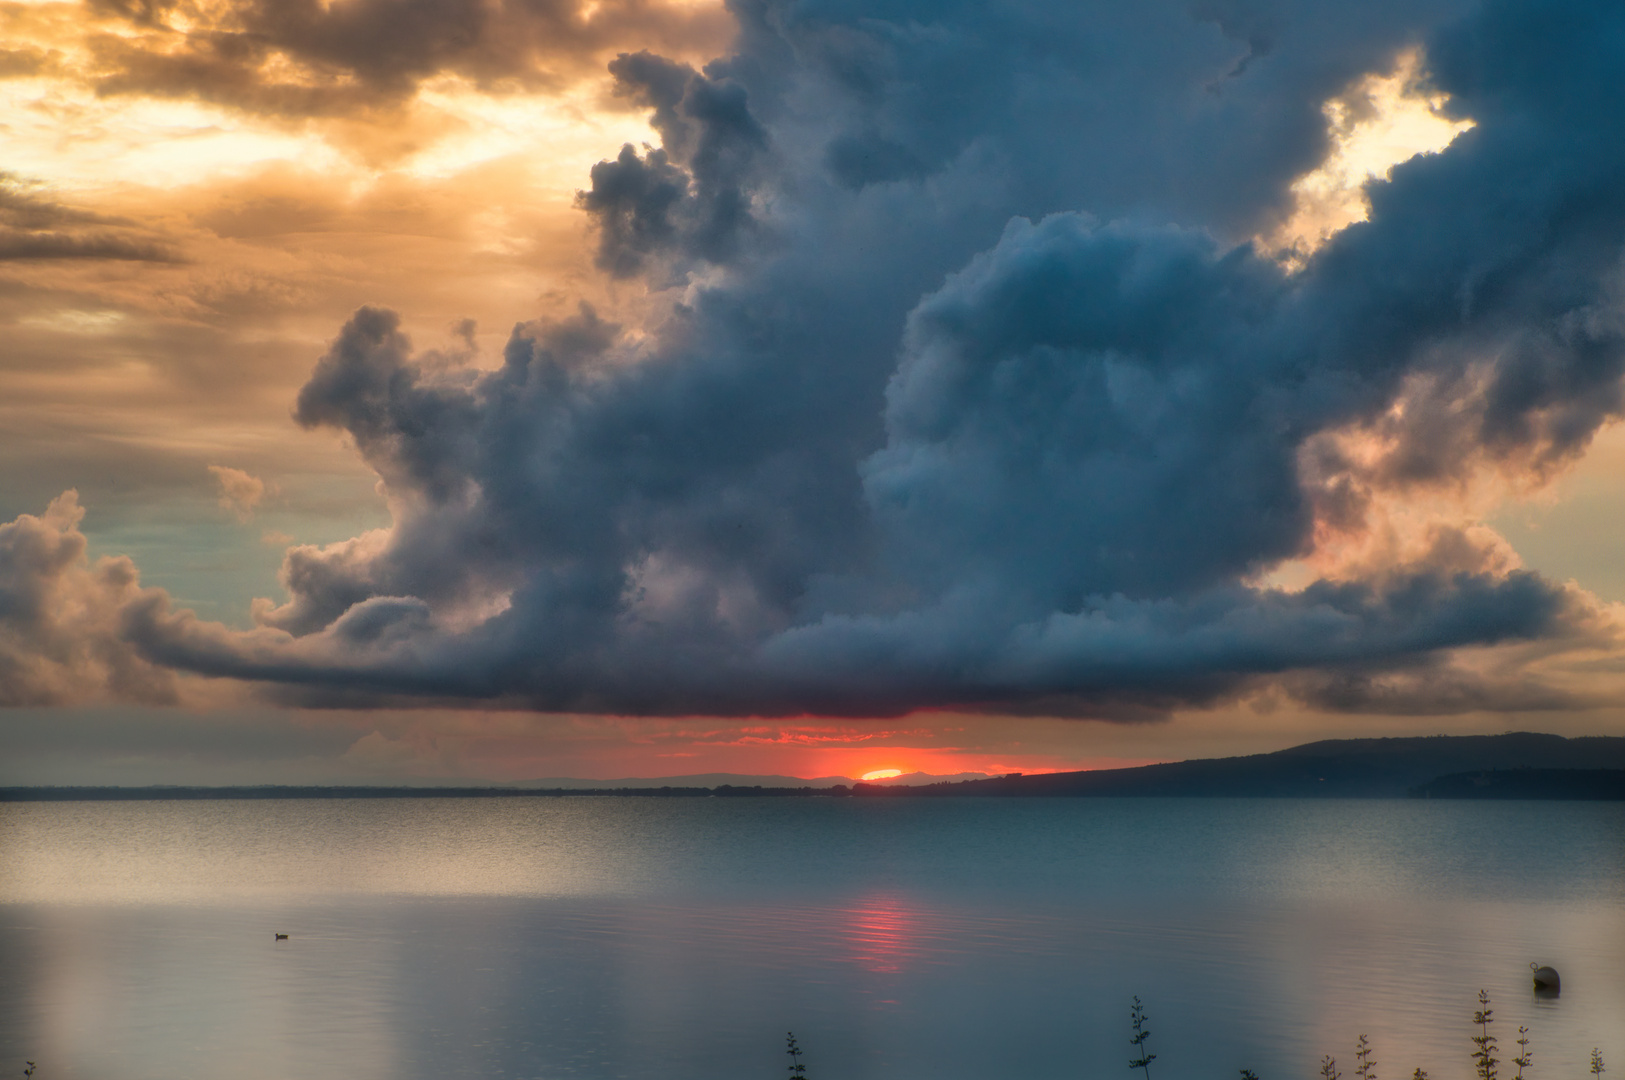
top-left (1530, 962), bottom-right (1560, 993)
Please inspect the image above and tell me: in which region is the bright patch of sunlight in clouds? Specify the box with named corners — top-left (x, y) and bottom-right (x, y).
top-left (18, 309), bottom-right (128, 335)
top-left (1, 73), bottom-right (651, 201)
top-left (406, 79), bottom-right (656, 190)
top-left (1265, 50), bottom-right (1474, 266)
top-left (0, 80), bottom-right (350, 194)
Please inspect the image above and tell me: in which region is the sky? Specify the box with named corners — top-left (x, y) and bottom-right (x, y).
top-left (5, 0), bottom-right (1625, 785)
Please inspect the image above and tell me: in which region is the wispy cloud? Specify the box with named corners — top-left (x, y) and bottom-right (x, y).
top-left (0, 172), bottom-right (176, 262)
top-left (207, 464), bottom-right (268, 522)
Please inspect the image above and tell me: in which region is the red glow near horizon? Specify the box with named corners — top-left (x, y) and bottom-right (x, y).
top-left (408, 716), bottom-right (1172, 783)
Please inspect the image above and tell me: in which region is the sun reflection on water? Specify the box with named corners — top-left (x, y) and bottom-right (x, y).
top-left (842, 894), bottom-right (922, 974)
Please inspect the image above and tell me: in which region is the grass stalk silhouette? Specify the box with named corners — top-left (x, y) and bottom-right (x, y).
top-left (1471, 990), bottom-right (1498, 1080)
top-left (1512, 1026), bottom-right (1530, 1080)
top-left (774, 988), bottom-right (1603, 1080)
top-left (1355, 1034), bottom-right (1377, 1080)
top-left (786, 1031), bottom-right (807, 1080)
top-left (1128, 996), bottom-right (1155, 1080)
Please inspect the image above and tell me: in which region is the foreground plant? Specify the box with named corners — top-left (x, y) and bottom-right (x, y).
top-left (1355, 1034), bottom-right (1377, 1080)
top-left (1592, 1049), bottom-right (1606, 1078)
top-left (1322, 1055), bottom-right (1341, 1080)
top-left (1128, 997), bottom-right (1155, 1080)
top-left (786, 1032), bottom-right (807, 1080)
top-left (1472, 990), bottom-right (1498, 1080)
top-left (1512, 1026), bottom-right (1531, 1080)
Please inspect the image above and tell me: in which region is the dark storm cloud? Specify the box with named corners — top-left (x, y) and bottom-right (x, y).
top-left (83, 0), bottom-right (734, 116)
top-left (105, 0), bottom-right (1625, 717)
top-left (720, 0), bottom-right (1477, 239)
top-left (577, 51), bottom-right (769, 275)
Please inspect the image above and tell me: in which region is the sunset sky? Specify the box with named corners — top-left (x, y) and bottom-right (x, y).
top-left (6, 0), bottom-right (1625, 785)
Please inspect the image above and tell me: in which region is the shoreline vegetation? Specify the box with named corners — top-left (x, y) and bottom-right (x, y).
top-left (1158, 990), bottom-right (1607, 1080)
top-left (14, 991), bottom-right (1613, 1080)
top-left (5, 733), bottom-right (1625, 802)
top-left (777, 993), bottom-right (1611, 1080)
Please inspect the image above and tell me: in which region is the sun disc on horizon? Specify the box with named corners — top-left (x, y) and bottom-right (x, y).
top-left (860, 769), bottom-right (904, 781)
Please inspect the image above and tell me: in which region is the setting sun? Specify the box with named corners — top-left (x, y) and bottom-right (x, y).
top-left (859, 769), bottom-right (904, 781)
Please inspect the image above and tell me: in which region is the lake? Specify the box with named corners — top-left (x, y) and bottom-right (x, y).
top-left (2, 797), bottom-right (1622, 1080)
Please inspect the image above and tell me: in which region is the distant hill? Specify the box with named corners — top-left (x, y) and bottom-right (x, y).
top-left (1411, 768), bottom-right (1625, 800)
top-left (853, 733), bottom-right (1625, 799)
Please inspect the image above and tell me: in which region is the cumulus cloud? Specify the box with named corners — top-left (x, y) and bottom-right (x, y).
top-left (577, 50), bottom-right (769, 276)
top-left (77, 0), bottom-right (1625, 720)
top-left (0, 492), bottom-right (177, 706)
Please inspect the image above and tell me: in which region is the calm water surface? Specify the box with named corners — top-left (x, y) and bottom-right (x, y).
top-left (2, 797), bottom-right (1622, 1080)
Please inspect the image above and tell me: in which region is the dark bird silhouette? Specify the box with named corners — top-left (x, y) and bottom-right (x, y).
top-left (274, 932), bottom-right (289, 940)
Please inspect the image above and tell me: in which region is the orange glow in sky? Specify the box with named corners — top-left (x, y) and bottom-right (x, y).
top-left (859, 768), bottom-right (905, 781)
